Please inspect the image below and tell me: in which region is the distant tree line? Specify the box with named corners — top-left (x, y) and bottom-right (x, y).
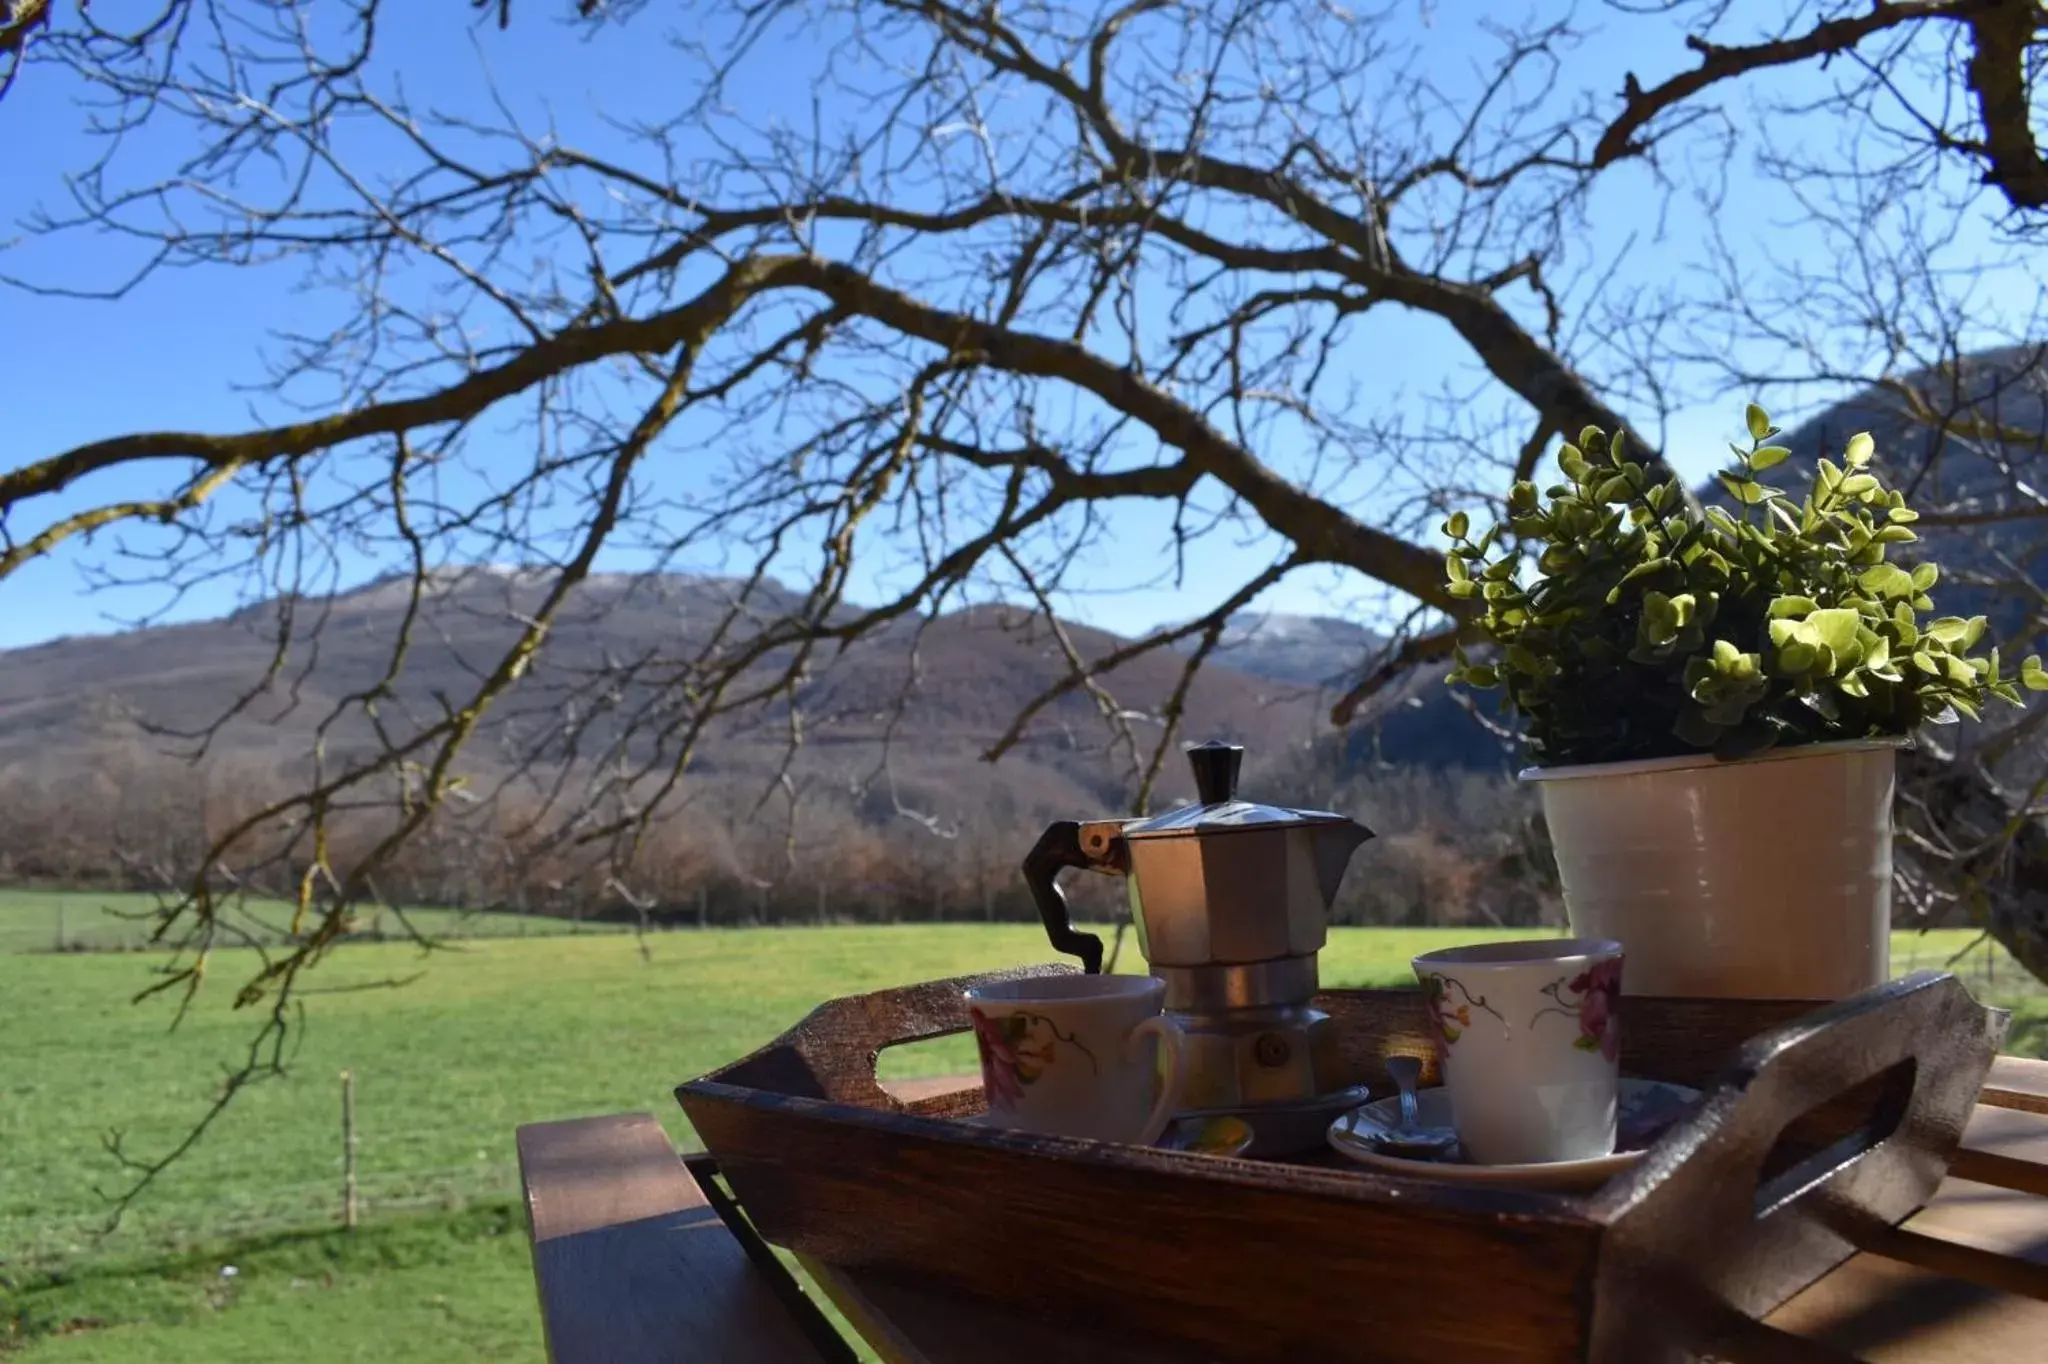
top-left (0, 743), bottom-right (1561, 932)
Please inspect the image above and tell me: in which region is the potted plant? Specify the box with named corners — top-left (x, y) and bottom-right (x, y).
top-left (1444, 405), bottom-right (2046, 999)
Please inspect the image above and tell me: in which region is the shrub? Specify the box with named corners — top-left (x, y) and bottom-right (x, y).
top-left (1444, 405), bottom-right (2046, 766)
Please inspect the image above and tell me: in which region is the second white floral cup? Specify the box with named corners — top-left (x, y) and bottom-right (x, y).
top-left (965, 974), bottom-right (1187, 1145)
top-left (1410, 938), bottom-right (1625, 1165)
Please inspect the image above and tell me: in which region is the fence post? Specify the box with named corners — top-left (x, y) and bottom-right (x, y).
top-left (55, 903), bottom-right (67, 951)
top-left (341, 1069), bottom-right (358, 1231)
top-left (697, 886), bottom-right (709, 929)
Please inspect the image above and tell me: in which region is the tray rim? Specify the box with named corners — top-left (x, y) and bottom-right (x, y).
top-left (678, 1071), bottom-right (1599, 1222)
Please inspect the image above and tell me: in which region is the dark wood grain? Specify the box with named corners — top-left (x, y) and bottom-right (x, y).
top-left (1584, 973), bottom-right (2005, 1364)
top-left (517, 1113), bottom-right (847, 1364)
top-left (680, 972), bottom-right (2009, 1364)
top-left (718, 963), bottom-right (1074, 1111)
top-left (800, 1258), bottom-right (1216, 1364)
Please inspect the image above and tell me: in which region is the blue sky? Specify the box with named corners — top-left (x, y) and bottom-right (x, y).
top-left (0, 2), bottom-right (2023, 650)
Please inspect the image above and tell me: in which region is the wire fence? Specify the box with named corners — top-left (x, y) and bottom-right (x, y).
top-left (6, 1065), bottom-right (617, 1270)
top-left (12, 1147), bottom-right (537, 1270)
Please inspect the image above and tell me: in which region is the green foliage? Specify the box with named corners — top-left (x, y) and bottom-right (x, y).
top-left (1443, 409), bottom-right (2048, 766)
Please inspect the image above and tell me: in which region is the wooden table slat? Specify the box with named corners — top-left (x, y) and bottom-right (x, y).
top-left (1982, 1056), bottom-right (2048, 1115)
top-left (1950, 1104), bottom-right (2048, 1199)
top-left (1762, 1253), bottom-right (2048, 1364)
top-left (517, 1113), bottom-right (843, 1364)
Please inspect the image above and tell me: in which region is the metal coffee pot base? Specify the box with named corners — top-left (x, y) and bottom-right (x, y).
top-left (1175, 1084), bottom-right (1375, 1159)
top-left (1167, 1001), bottom-right (1343, 1109)
top-left (1165, 999), bottom-right (1360, 1157)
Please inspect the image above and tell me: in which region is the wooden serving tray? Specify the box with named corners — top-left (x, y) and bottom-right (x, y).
top-left (677, 967), bottom-right (2006, 1364)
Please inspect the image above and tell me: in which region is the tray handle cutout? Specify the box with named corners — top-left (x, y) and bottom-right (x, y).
top-left (1751, 1058), bottom-right (1916, 1223)
top-left (1590, 971), bottom-right (2008, 1364)
top-left (776, 964), bottom-right (1080, 1110)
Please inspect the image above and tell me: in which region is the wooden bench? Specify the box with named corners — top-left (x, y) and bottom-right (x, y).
top-left (518, 1060), bottom-right (2048, 1363)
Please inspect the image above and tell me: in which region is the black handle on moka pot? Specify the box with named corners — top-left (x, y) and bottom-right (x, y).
top-left (1021, 821), bottom-right (1112, 974)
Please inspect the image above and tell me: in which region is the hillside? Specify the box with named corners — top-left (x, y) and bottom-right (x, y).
top-left (0, 569), bottom-right (1344, 824)
top-left (2, 348), bottom-right (2037, 828)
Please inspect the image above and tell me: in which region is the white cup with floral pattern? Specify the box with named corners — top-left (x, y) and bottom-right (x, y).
top-left (1410, 938), bottom-right (1625, 1165)
top-left (965, 974), bottom-right (1188, 1145)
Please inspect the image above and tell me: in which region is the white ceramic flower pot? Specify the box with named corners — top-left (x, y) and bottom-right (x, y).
top-left (1522, 738), bottom-right (1903, 1000)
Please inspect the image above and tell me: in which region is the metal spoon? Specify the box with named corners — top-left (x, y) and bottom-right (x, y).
top-left (1373, 1055), bottom-right (1459, 1159)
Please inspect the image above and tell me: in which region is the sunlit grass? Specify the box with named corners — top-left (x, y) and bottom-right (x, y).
top-left (3, 917), bottom-right (2039, 1360)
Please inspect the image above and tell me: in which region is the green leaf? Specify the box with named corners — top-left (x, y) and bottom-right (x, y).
top-left (1804, 608), bottom-right (1861, 653)
top-left (1779, 641), bottom-right (1819, 674)
top-left (1447, 580), bottom-right (1478, 599)
top-left (1750, 445), bottom-right (1792, 471)
top-left (1843, 431), bottom-right (1875, 468)
top-left (1672, 707), bottom-right (1725, 748)
top-left (2022, 656), bottom-right (2048, 692)
top-left (1447, 555), bottom-right (1471, 583)
top-left (1745, 403), bottom-right (1771, 442)
top-left (1838, 473), bottom-right (1880, 497)
top-left (1617, 557), bottom-right (1676, 588)
top-left (1927, 617), bottom-right (1970, 645)
top-left (1858, 563), bottom-right (1916, 599)
top-left (1911, 562), bottom-right (1940, 592)
top-left (1718, 473), bottom-right (1770, 505)
top-left (1443, 511), bottom-right (1470, 540)
top-left (1769, 595), bottom-right (1820, 619)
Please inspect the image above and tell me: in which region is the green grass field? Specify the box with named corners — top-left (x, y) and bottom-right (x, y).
top-left (4, 891), bottom-right (2043, 1360)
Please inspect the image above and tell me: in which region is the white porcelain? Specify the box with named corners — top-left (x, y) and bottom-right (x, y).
top-left (1411, 938), bottom-right (1624, 1166)
top-left (1327, 1078), bottom-right (1700, 1191)
top-left (965, 974), bottom-right (1188, 1145)
top-left (1523, 738), bottom-right (1901, 1000)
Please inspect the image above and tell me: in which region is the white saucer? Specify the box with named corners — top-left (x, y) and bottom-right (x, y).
top-left (1326, 1077), bottom-right (1701, 1191)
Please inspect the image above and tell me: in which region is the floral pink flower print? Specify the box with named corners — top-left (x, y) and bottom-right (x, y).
top-left (1562, 957), bottom-right (1623, 1061)
top-left (970, 1007), bottom-right (1097, 1113)
top-left (971, 1006), bottom-right (1026, 1110)
top-left (1419, 971), bottom-right (1503, 1051)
